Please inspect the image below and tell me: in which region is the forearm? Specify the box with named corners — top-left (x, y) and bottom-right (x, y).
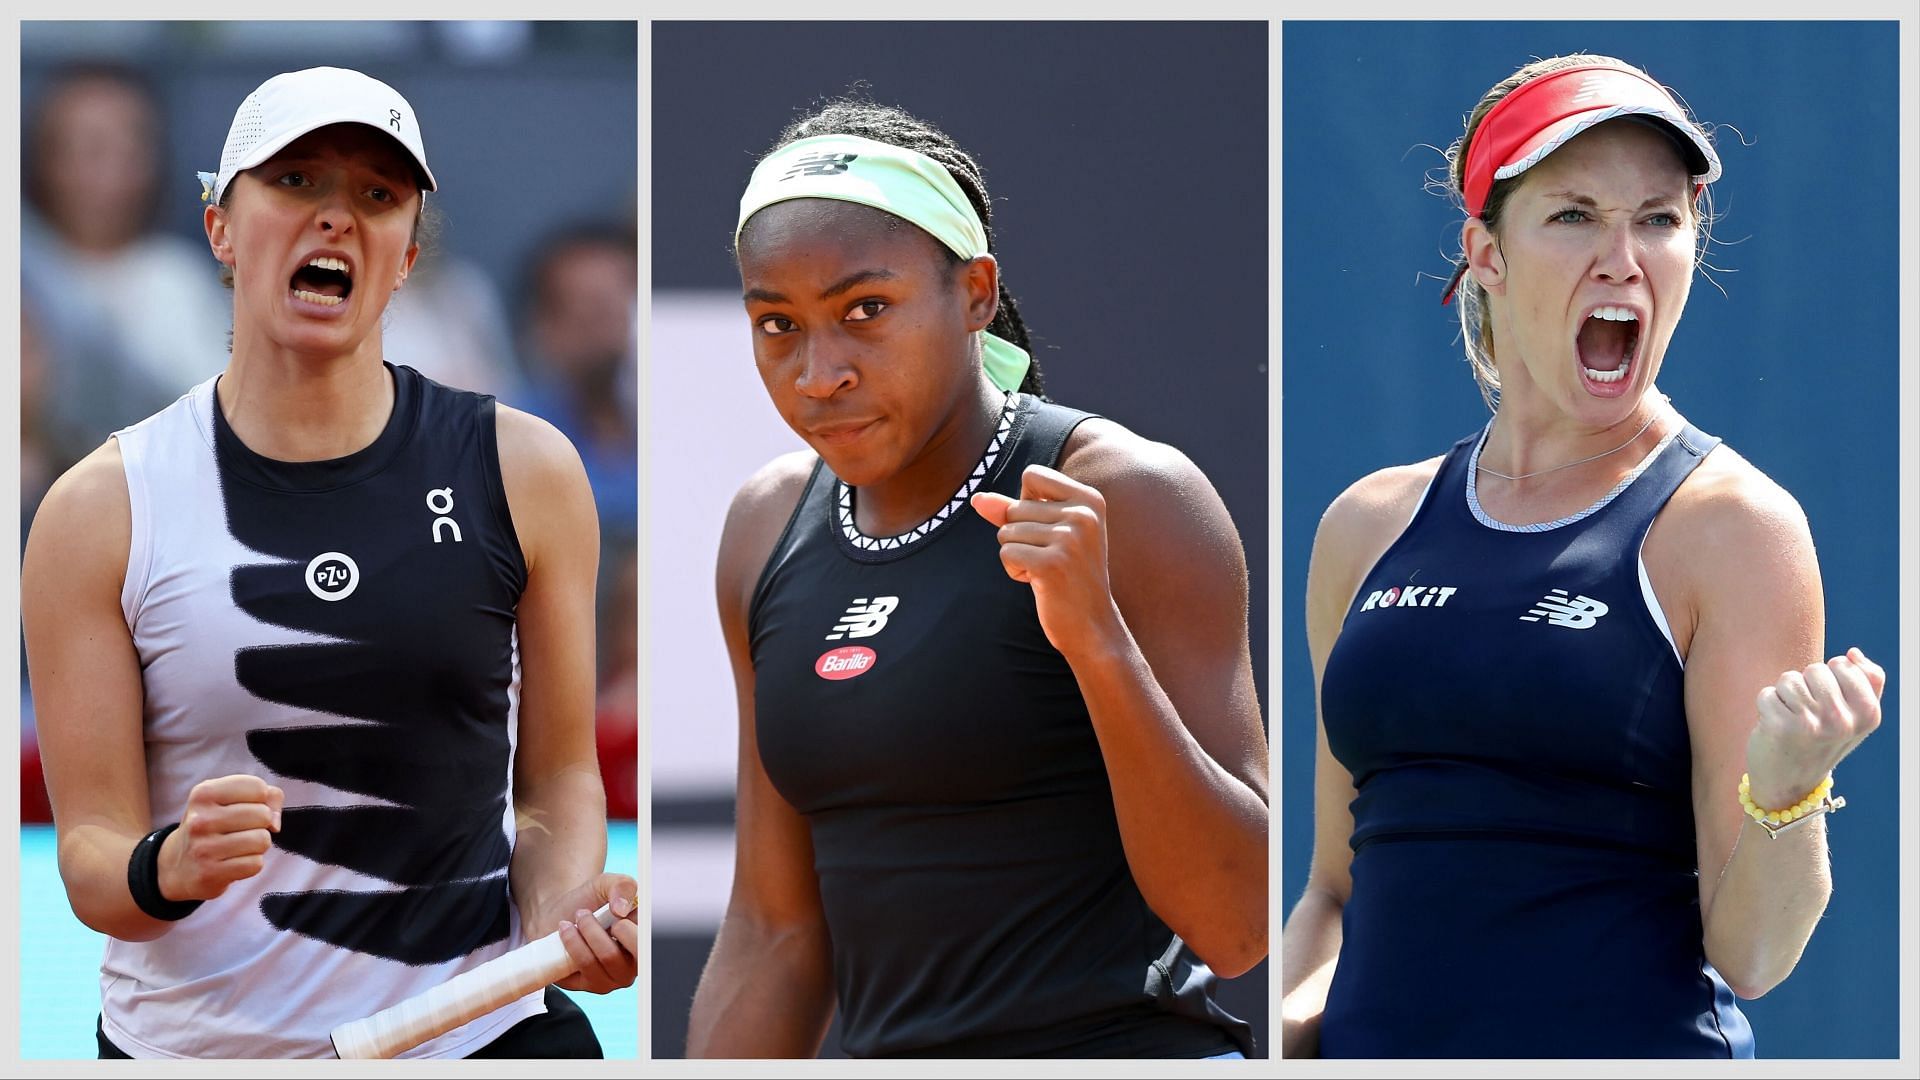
top-left (509, 763), bottom-right (610, 930)
top-left (1065, 617), bottom-right (1269, 976)
top-left (1280, 887), bottom-right (1345, 1059)
top-left (58, 820), bottom-right (174, 942)
top-left (1702, 815), bottom-right (1832, 998)
top-left (687, 913), bottom-right (835, 1057)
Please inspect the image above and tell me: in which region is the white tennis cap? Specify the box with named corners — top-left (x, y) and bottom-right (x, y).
top-left (202, 67), bottom-right (437, 205)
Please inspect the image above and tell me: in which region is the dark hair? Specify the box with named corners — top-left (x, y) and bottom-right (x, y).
top-left (521, 220), bottom-right (638, 321)
top-left (760, 97), bottom-right (1045, 397)
top-left (24, 61), bottom-right (167, 236)
top-left (1444, 54), bottom-right (1714, 412)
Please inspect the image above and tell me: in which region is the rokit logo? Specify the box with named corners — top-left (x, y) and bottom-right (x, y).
top-left (306, 551), bottom-right (360, 601)
top-left (1358, 585), bottom-right (1459, 612)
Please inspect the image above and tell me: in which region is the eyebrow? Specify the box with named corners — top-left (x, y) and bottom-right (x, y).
top-left (270, 154), bottom-right (413, 186)
top-left (1539, 190), bottom-right (1683, 210)
top-left (743, 267), bottom-right (899, 305)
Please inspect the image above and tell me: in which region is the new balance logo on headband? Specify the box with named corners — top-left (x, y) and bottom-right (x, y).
top-left (1520, 589), bottom-right (1609, 629)
top-left (781, 152), bottom-right (859, 180)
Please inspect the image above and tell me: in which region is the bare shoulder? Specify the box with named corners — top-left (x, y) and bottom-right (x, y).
top-left (493, 404), bottom-right (595, 575)
top-left (494, 402), bottom-right (589, 488)
top-left (1655, 443), bottom-right (1815, 591)
top-left (1319, 457), bottom-right (1446, 548)
top-left (716, 450), bottom-right (819, 620)
top-left (1664, 444), bottom-right (1809, 545)
top-left (1057, 417), bottom-right (1200, 490)
top-left (1309, 456), bottom-right (1447, 596)
top-left (28, 439), bottom-right (130, 569)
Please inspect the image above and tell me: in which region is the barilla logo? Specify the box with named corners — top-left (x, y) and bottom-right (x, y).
top-left (816, 646), bottom-right (877, 681)
top-left (1358, 585), bottom-right (1458, 612)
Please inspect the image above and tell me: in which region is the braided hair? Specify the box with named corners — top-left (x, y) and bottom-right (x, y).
top-left (765, 97), bottom-right (1045, 396)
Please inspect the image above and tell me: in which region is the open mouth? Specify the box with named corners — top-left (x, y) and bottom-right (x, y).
top-left (1576, 306), bottom-right (1639, 388)
top-left (290, 256), bottom-right (353, 308)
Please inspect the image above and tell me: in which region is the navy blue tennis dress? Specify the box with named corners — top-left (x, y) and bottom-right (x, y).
top-left (1317, 419), bottom-right (1754, 1058)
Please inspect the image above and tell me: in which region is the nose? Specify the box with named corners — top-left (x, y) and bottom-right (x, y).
top-left (313, 183), bottom-right (354, 236)
top-left (1591, 221), bottom-right (1642, 286)
top-left (793, 333), bottom-right (856, 399)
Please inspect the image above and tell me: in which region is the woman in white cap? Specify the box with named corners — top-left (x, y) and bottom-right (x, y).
top-left (685, 100), bottom-right (1268, 1059)
top-left (22, 66), bottom-right (636, 1058)
top-left (1280, 54), bottom-right (1886, 1057)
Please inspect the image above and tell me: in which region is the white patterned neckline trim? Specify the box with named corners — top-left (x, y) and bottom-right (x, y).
top-left (836, 392), bottom-right (1019, 551)
top-left (1465, 420), bottom-right (1679, 533)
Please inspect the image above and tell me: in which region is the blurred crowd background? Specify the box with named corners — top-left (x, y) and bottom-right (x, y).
top-left (19, 20), bottom-right (639, 823)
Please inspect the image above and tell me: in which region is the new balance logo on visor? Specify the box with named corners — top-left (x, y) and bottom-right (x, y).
top-left (1570, 72), bottom-right (1610, 106)
top-left (1358, 585), bottom-right (1459, 612)
top-left (826, 596), bottom-right (899, 640)
top-left (781, 152), bottom-right (859, 180)
top-left (1520, 589), bottom-right (1610, 629)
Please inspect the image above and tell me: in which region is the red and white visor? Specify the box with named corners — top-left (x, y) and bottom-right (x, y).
top-left (1461, 64), bottom-right (1720, 221)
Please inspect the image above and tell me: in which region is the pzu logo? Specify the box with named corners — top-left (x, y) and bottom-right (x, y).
top-left (427, 487), bottom-right (462, 543)
top-left (306, 551), bottom-right (360, 602)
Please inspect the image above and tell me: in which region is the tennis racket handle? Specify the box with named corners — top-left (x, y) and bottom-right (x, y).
top-left (330, 903), bottom-right (616, 1059)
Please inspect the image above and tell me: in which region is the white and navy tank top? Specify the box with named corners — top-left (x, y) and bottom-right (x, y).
top-left (102, 363), bottom-right (542, 1058)
top-left (749, 393), bottom-right (1252, 1058)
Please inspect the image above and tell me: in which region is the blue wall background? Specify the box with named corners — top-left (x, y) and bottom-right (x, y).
top-left (1280, 22), bottom-right (1902, 1058)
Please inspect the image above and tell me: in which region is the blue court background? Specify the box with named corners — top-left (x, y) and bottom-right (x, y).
top-left (18, 822), bottom-right (639, 1059)
top-left (1280, 22), bottom-right (1901, 1057)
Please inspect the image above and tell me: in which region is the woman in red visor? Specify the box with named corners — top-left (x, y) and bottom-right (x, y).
top-left (1280, 54), bottom-right (1886, 1058)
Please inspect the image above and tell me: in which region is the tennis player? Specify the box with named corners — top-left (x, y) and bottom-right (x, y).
top-left (21, 66), bottom-right (636, 1058)
top-left (1279, 55), bottom-right (1886, 1057)
top-left (685, 100), bottom-right (1268, 1058)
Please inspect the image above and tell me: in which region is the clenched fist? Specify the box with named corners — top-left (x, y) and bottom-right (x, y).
top-left (158, 774), bottom-right (283, 903)
top-left (1746, 648), bottom-right (1885, 811)
top-left (971, 464), bottom-right (1125, 659)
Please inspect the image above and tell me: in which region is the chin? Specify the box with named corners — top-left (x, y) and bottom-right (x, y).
top-left (809, 444), bottom-right (890, 487)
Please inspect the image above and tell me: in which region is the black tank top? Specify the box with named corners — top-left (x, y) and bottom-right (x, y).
top-left (215, 362), bottom-right (527, 962)
top-left (749, 392), bottom-right (1252, 1058)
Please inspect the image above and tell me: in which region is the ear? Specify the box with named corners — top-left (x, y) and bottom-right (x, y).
top-left (1462, 217), bottom-right (1506, 296)
top-left (394, 242), bottom-right (420, 290)
top-left (959, 254), bottom-right (1000, 333)
top-left (204, 203), bottom-right (235, 269)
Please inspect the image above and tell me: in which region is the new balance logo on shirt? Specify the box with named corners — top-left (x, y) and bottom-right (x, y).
top-left (1520, 589), bottom-right (1609, 629)
top-left (826, 596), bottom-right (899, 640)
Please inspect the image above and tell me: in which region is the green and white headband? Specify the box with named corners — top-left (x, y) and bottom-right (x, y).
top-left (736, 133), bottom-right (1032, 394)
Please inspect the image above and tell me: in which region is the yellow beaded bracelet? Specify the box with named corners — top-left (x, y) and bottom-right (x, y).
top-left (1739, 773), bottom-right (1844, 839)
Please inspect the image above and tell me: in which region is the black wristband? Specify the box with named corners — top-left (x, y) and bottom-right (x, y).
top-left (128, 822), bottom-right (203, 921)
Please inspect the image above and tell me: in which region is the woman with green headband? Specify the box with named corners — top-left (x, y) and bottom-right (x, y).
top-left (687, 101), bottom-right (1269, 1058)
